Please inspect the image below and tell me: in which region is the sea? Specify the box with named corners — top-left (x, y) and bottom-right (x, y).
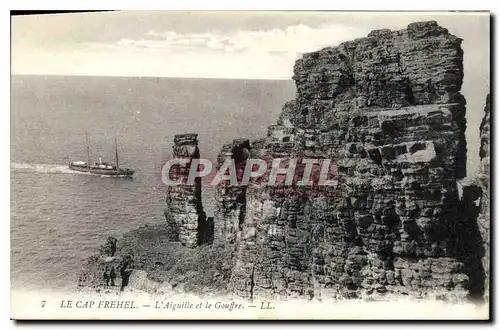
top-left (10, 75), bottom-right (295, 292)
top-left (10, 74), bottom-right (483, 292)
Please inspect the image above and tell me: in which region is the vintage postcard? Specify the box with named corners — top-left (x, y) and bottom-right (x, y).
top-left (10, 11), bottom-right (490, 320)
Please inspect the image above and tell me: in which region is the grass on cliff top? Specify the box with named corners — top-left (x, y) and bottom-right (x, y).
top-left (116, 223), bottom-right (231, 295)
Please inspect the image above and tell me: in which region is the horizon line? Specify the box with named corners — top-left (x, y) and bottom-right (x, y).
top-left (10, 73), bottom-right (294, 81)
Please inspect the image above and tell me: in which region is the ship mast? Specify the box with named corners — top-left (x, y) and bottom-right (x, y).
top-left (115, 137), bottom-right (119, 172)
top-left (86, 133), bottom-right (91, 170)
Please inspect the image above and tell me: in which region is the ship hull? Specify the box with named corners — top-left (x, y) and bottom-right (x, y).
top-left (69, 164), bottom-right (134, 176)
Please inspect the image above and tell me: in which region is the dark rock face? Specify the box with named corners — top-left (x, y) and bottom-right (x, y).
top-left (164, 134), bottom-right (211, 248)
top-left (217, 21), bottom-right (473, 301)
top-left (479, 95), bottom-right (491, 162)
top-left (214, 139), bottom-right (251, 244)
top-left (456, 94), bottom-right (491, 302)
top-left (100, 237), bottom-right (118, 257)
top-left (477, 94), bottom-right (490, 302)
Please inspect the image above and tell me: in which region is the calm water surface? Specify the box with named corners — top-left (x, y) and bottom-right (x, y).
top-left (10, 75), bottom-right (295, 291)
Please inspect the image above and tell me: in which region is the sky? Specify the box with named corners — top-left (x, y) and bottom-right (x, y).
top-left (11, 11), bottom-right (489, 80)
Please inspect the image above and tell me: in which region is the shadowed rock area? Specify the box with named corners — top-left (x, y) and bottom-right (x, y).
top-left (78, 21), bottom-right (489, 303)
top-left (476, 94), bottom-right (490, 302)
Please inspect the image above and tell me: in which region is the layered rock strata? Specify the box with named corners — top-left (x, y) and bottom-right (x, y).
top-left (81, 21), bottom-right (488, 303)
top-left (217, 21), bottom-right (474, 301)
top-left (164, 134), bottom-right (211, 247)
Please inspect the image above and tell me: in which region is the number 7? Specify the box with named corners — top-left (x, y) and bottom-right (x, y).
top-left (41, 300), bottom-right (46, 308)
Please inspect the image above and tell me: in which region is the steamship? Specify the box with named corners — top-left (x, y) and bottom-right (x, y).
top-left (68, 134), bottom-right (135, 177)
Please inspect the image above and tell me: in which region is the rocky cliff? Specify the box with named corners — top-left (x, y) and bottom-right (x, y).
top-left (216, 21), bottom-right (479, 302)
top-left (477, 94), bottom-right (490, 302)
top-left (79, 21), bottom-right (489, 304)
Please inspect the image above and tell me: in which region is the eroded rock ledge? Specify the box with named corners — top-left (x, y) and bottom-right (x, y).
top-left (79, 21), bottom-right (488, 303)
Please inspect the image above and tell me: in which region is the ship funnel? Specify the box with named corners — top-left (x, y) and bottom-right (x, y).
top-left (99, 156), bottom-right (102, 164)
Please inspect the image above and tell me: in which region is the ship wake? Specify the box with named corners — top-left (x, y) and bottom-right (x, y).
top-left (11, 163), bottom-right (92, 175)
top-left (11, 163), bottom-right (134, 178)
